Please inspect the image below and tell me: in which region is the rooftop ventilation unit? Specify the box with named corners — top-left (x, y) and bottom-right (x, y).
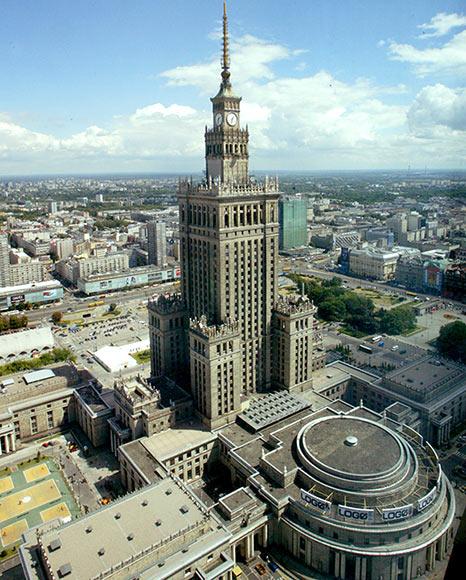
top-left (114, 512), bottom-right (121, 519)
top-left (180, 505), bottom-right (189, 514)
top-left (98, 548), bottom-right (105, 556)
top-left (49, 538), bottom-right (61, 552)
top-left (58, 563), bottom-right (72, 577)
top-left (85, 526), bottom-right (93, 534)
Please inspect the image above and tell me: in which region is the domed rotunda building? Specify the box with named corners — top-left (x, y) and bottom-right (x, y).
top-left (219, 396), bottom-right (456, 579)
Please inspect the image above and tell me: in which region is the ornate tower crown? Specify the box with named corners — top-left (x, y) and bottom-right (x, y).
top-left (205, 1), bottom-right (249, 185)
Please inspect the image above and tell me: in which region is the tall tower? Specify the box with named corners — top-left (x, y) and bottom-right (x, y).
top-left (147, 221), bottom-right (167, 267)
top-left (178, 1), bottom-right (280, 412)
top-left (0, 234), bottom-right (11, 288)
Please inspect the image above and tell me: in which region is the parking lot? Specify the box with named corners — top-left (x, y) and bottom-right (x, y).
top-left (330, 331), bottom-right (427, 373)
top-left (54, 298), bottom-right (150, 386)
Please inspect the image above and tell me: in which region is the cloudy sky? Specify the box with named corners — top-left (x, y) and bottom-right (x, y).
top-left (0, 0), bottom-right (465, 175)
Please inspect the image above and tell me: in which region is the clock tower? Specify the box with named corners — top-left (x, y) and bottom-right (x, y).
top-left (205, 1), bottom-right (249, 185)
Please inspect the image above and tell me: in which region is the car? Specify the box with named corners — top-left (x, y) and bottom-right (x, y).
top-left (255, 563), bottom-right (267, 576)
top-left (268, 561), bottom-right (279, 573)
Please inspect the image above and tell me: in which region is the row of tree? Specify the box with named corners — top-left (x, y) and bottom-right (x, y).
top-left (0, 314), bottom-right (29, 332)
top-left (0, 348), bottom-right (75, 377)
top-left (289, 275), bottom-right (417, 336)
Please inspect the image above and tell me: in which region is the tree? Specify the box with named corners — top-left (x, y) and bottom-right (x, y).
top-left (109, 303), bottom-right (117, 313)
top-left (344, 294), bottom-right (378, 333)
top-left (437, 321), bottom-right (466, 363)
top-left (378, 306), bottom-right (416, 335)
top-left (318, 298), bottom-right (347, 321)
top-left (51, 311), bottom-right (63, 324)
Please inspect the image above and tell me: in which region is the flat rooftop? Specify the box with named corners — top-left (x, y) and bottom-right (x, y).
top-left (387, 358), bottom-right (464, 393)
top-left (141, 423), bottom-right (216, 462)
top-left (0, 364), bottom-right (77, 408)
top-left (75, 384), bottom-right (112, 415)
top-left (22, 477), bottom-right (228, 580)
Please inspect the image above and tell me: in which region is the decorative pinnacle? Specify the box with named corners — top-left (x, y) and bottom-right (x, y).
top-left (221, 1), bottom-right (231, 86)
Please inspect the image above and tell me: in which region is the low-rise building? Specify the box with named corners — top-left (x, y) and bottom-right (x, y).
top-left (77, 264), bottom-right (180, 295)
top-left (349, 247), bottom-right (400, 280)
top-left (20, 476), bottom-right (235, 580)
top-left (0, 365), bottom-right (79, 454)
top-left (0, 280), bottom-right (64, 311)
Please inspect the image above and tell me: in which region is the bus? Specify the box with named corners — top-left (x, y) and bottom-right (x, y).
top-left (406, 291), bottom-right (417, 297)
top-left (88, 300), bottom-right (105, 308)
top-left (359, 344), bottom-right (373, 354)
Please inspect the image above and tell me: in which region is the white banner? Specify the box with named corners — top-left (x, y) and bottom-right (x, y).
top-left (382, 505), bottom-right (413, 521)
top-left (300, 489), bottom-right (331, 512)
top-left (418, 487), bottom-right (437, 512)
top-left (338, 505), bottom-right (374, 521)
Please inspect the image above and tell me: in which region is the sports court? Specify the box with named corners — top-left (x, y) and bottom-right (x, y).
top-left (0, 459), bottom-right (79, 549)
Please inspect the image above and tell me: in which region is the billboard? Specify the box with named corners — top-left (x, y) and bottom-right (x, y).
top-left (338, 505), bottom-right (374, 521)
top-left (300, 489), bottom-right (331, 513)
top-left (418, 487), bottom-right (437, 512)
top-left (382, 504), bottom-right (413, 521)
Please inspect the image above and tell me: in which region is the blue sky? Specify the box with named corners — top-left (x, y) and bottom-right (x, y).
top-left (0, 0), bottom-right (465, 174)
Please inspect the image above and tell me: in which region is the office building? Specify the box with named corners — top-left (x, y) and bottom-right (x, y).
top-left (278, 196), bottom-right (308, 250)
top-left (52, 238), bottom-right (75, 260)
top-left (147, 221), bottom-right (167, 267)
top-left (9, 260), bottom-right (50, 286)
top-left (56, 252), bottom-right (130, 285)
top-left (48, 200), bottom-right (58, 214)
top-left (0, 233), bottom-right (10, 287)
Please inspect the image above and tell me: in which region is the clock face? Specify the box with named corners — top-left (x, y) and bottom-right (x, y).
top-left (215, 113), bottom-right (223, 126)
top-left (226, 112), bottom-right (237, 126)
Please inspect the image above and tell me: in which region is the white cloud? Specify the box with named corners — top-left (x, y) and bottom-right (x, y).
top-left (1, 31), bottom-right (465, 173)
top-left (161, 34), bottom-right (299, 93)
top-left (418, 12), bottom-right (466, 38)
top-left (389, 28), bottom-right (466, 77)
top-left (408, 84), bottom-right (466, 135)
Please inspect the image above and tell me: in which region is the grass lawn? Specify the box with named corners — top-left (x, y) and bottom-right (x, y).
top-left (353, 288), bottom-right (407, 309)
top-left (131, 349), bottom-right (151, 364)
top-left (401, 325), bottom-right (426, 336)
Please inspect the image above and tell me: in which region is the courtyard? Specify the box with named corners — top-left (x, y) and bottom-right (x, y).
top-left (0, 457), bottom-right (80, 553)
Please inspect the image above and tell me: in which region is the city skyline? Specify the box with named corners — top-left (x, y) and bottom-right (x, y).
top-left (0, 0), bottom-right (465, 174)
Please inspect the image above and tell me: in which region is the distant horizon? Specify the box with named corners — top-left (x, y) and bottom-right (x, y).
top-left (2, 168), bottom-right (466, 181)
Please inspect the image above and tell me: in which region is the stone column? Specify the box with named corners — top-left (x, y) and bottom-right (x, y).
top-left (406, 554), bottom-right (412, 580)
top-left (334, 553), bottom-right (341, 578)
top-left (355, 557), bottom-right (361, 580)
top-left (4, 435), bottom-right (9, 454)
top-left (11, 433), bottom-right (16, 452)
top-left (0, 436), bottom-right (3, 455)
top-left (340, 553), bottom-right (346, 579)
top-left (261, 524), bottom-right (268, 548)
top-left (360, 557), bottom-right (367, 580)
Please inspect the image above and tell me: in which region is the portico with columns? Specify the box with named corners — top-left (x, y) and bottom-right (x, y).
top-left (0, 422), bottom-right (16, 455)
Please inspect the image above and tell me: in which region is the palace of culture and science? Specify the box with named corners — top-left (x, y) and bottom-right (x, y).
top-left (148, 1), bottom-right (318, 429)
top-left (18, 5), bottom-right (456, 580)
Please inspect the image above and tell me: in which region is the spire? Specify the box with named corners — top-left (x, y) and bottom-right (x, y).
top-left (221, 1), bottom-right (231, 88)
